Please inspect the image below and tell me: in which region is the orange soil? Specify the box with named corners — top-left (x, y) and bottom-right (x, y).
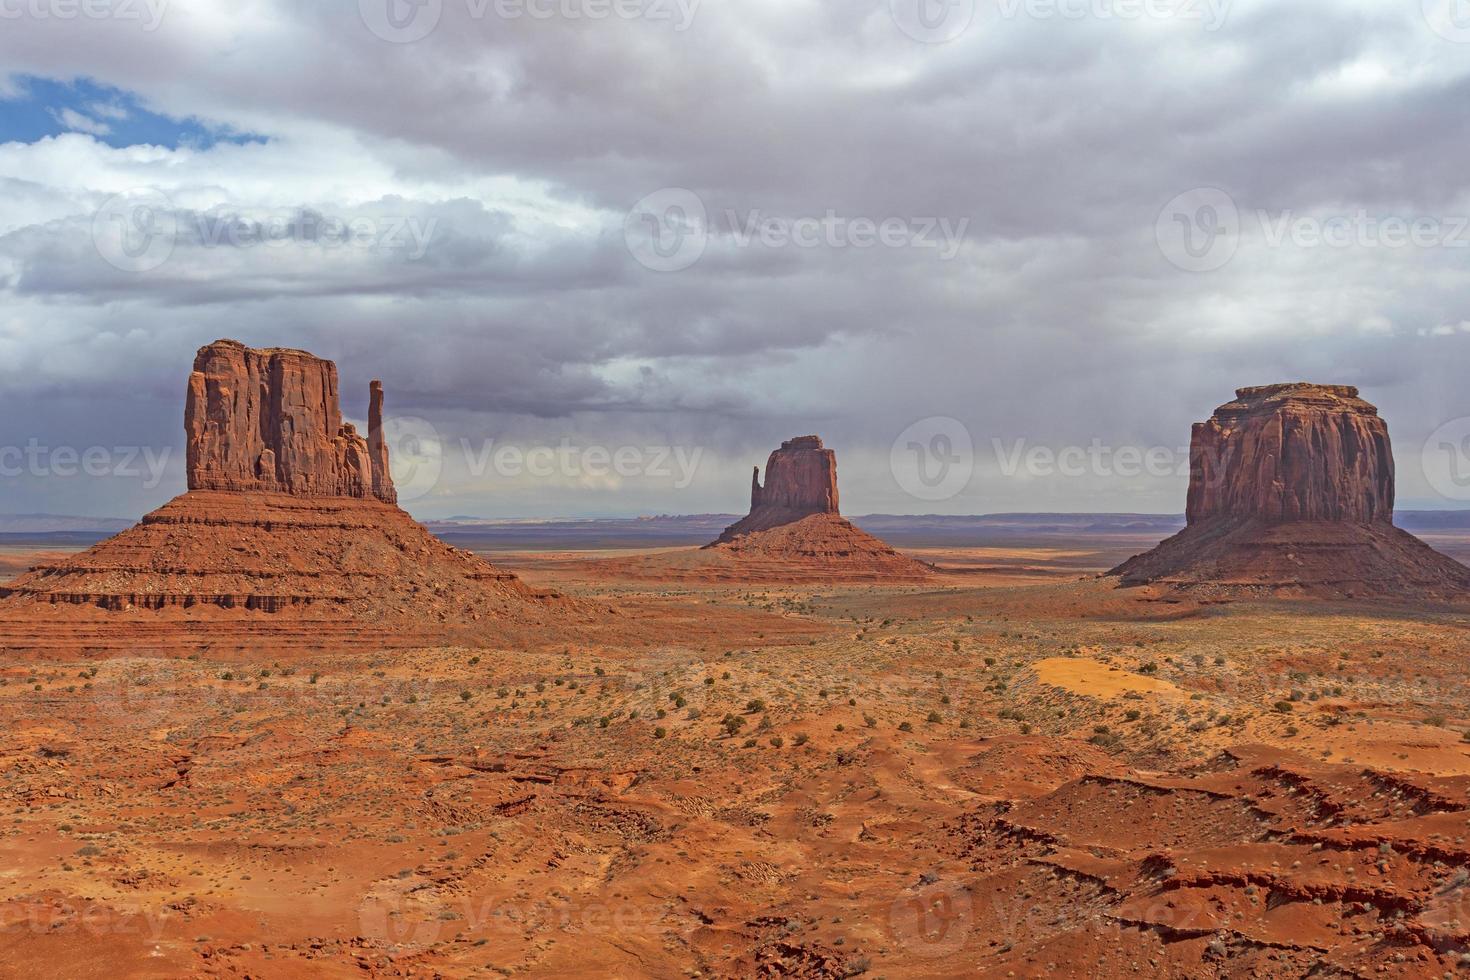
top-left (1, 542), bottom-right (1469, 977)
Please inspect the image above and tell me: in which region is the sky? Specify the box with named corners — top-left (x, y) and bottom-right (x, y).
top-left (3, 0), bottom-right (1470, 520)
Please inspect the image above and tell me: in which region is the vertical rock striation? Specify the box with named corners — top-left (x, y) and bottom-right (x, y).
top-left (1186, 384), bottom-right (1394, 525)
top-left (1111, 383), bottom-right (1470, 598)
top-left (0, 338), bottom-right (563, 636)
top-left (748, 436), bottom-right (840, 517)
top-left (185, 339), bottom-right (397, 503)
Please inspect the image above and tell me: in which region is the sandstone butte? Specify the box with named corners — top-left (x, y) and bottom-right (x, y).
top-left (1111, 383), bottom-right (1470, 599)
top-left (703, 436), bottom-right (931, 580)
top-left (0, 340), bottom-right (564, 653)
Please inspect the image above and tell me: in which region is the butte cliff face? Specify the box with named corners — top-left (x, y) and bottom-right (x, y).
top-left (186, 339), bottom-right (397, 504)
top-left (748, 435), bottom-right (840, 517)
top-left (1112, 384), bottom-right (1470, 598)
top-left (1186, 384), bottom-right (1393, 525)
top-left (0, 340), bottom-right (559, 650)
top-left (705, 436), bottom-right (929, 580)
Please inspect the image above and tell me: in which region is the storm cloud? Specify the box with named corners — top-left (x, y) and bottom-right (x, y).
top-left (2, 0), bottom-right (1469, 519)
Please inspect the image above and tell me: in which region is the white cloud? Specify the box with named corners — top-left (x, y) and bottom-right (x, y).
top-left (49, 107), bottom-right (111, 136)
top-left (0, 0), bottom-right (1469, 517)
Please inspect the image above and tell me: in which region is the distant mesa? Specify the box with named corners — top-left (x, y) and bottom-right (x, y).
top-left (702, 436), bottom-right (930, 580)
top-left (0, 339), bottom-right (562, 650)
top-left (1111, 383), bottom-right (1470, 599)
top-left (713, 435), bottom-right (839, 543)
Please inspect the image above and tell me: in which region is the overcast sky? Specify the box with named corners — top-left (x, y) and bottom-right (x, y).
top-left (3, 0), bottom-right (1470, 519)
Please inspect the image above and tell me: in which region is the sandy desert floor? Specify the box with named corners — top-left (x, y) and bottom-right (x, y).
top-left (3, 538), bottom-right (1470, 978)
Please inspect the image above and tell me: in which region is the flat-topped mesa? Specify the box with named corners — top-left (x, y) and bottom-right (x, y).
top-left (185, 339), bottom-right (397, 503)
top-left (750, 436), bottom-right (840, 516)
top-left (1110, 382), bottom-right (1470, 598)
top-left (1187, 382), bottom-right (1394, 525)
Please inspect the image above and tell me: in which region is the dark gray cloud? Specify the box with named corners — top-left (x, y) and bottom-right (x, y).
top-left (2, 0), bottom-right (1470, 519)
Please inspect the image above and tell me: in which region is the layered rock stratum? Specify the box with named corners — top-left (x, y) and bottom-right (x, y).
top-left (702, 436), bottom-right (930, 580)
top-left (1111, 383), bottom-right (1470, 598)
top-left (0, 340), bottom-right (561, 651)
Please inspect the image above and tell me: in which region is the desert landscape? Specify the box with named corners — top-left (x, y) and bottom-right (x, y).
top-left (3, 355), bottom-right (1470, 978)
top-left (5, 7), bottom-right (1470, 977)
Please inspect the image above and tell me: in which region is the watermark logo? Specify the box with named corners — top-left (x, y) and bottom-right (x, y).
top-left (617, 647), bottom-right (713, 723)
top-left (890, 0), bottom-right (975, 43)
top-left (360, 0), bottom-right (699, 42)
top-left (459, 439), bottom-right (703, 489)
top-left (1423, 417), bottom-right (1470, 502)
top-left (0, 441), bottom-right (172, 489)
top-left (889, 880), bottom-right (973, 957)
top-left (625, 189), bottom-right (970, 271)
top-left (993, 437), bottom-right (1193, 480)
top-left (995, 0), bottom-right (1229, 31)
top-left (625, 188), bottom-right (708, 272)
top-left (93, 190), bottom-right (177, 273)
top-left (93, 193), bottom-right (440, 273)
top-left (0, 0), bottom-right (170, 31)
top-left (1423, 0), bottom-right (1470, 43)
top-left (359, 0), bottom-right (443, 43)
top-left (891, 417), bottom-right (974, 502)
top-left (359, 877), bottom-right (446, 948)
top-left (91, 660), bottom-right (189, 728)
top-left (383, 416), bottom-right (444, 503)
top-left (0, 899), bottom-right (173, 939)
top-left (1158, 187), bottom-right (1470, 272)
top-left (1156, 187), bottom-right (1239, 273)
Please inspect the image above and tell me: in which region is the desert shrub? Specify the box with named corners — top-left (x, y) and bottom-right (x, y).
top-left (653, 727), bottom-right (667, 739)
top-left (897, 721), bottom-right (913, 733)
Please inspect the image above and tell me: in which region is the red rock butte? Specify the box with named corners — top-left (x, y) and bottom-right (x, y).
top-left (704, 436), bottom-right (930, 580)
top-left (186, 340), bottom-right (399, 503)
top-left (0, 340), bottom-right (564, 653)
top-left (1112, 383), bottom-right (1470, 598)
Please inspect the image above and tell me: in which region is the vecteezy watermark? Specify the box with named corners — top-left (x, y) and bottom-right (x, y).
top-left (890, 0), bottom-right (976, 43)
top-left (1155, 187), bottom-right (1240, 273)
top-left (1423, 0), bottom-right (1470, 43)
top-left (0, 441), bottom-right (171, 488)
top-left (993, 437), bottom-right (1192, 480)
top-left (358, 0), bottom-right (700, 43)
top-left (1422, 417), bottom-right (1470, 503)
top-left (1156, 187), bottom-right (1470, 272)
top-left (0, 0), bottom-right (169, 31)
top-left (889, 880), bottom-right (973, 957)
top-left (92, 191), bottom-right (440, 273)
top-left (383, 416), bottom-right (444, 504)
top-left (0, 899), bottom-right (173, 939)
top-left (891, 417), bottom-right (975, 502)
top-left (996, 0), bottom-right (1229, 30)
top-left (460, 439), bottom-right (704, 489)
top-left (359, 885), bottom-right (682, 949)
top-left (624, 188), bottom-right (708, 273)
top-left (624, 189), bottom-right (970, 272)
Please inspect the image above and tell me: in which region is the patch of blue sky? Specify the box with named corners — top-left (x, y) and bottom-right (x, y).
top-left (0, 75), bottom-right (264, 148)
